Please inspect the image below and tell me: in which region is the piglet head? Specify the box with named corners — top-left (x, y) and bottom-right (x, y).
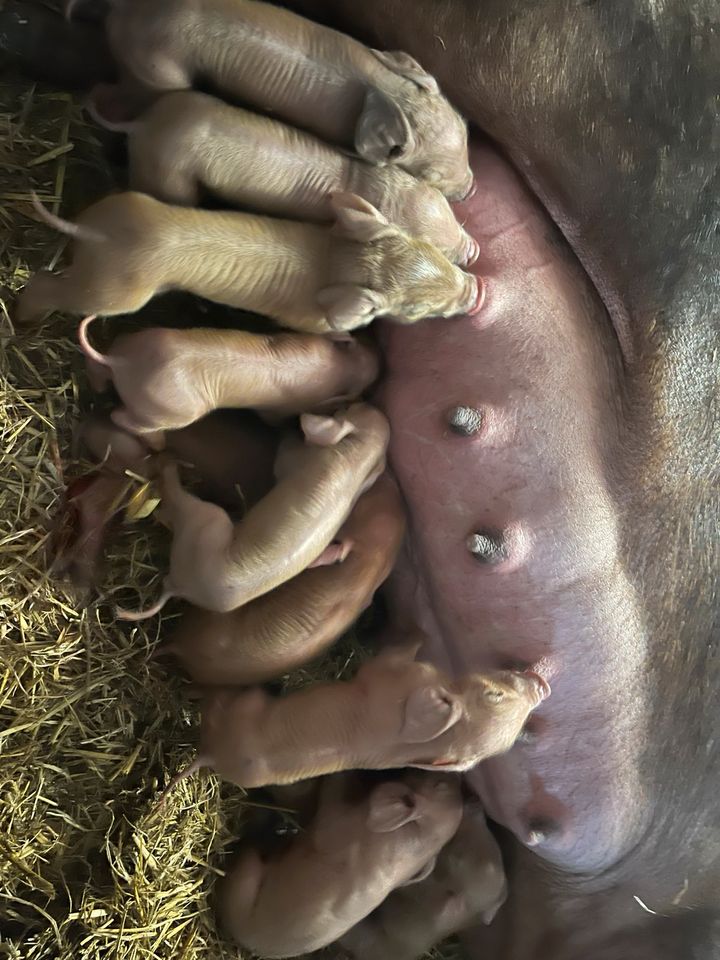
top-left (323, 193), bottom-right (481, 330)
top-left (367, 771), bottom-right (463, 843)
top-left (355, 50), bottom-right (473, 201)
top-left (405, 670), bottom-right (550, 773)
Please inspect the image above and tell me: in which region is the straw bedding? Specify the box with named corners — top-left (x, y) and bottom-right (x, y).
top-left (0, 72), bottom-right (463, 960)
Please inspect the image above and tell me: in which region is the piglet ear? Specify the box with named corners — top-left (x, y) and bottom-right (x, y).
top-left (400, 855), bottom-right (437, 886)
top-left (317, 284), bottom-right (385, 332)
top-left (367, 782), bottom-right (420, 833)
top-left (354, 88), bottom-right (415, 164)
top-left (300, 412), bottom-right (355, 446)
top-left (330, 192), bottom-right (396, 242)
top-left (402, 685), bottom-right (464, 743)
top-left (370, 49), bottom-right (440, 94)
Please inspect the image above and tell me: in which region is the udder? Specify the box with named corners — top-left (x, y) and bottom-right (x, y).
top-left (377, 139), bottom-right (651, 875)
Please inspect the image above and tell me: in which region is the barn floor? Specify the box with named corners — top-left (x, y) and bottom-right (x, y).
top-left (0, 71), bottom-right (464, 960)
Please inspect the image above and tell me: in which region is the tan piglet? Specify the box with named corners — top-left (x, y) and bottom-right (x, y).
top-left (17, 192), bottom-right (481, 331)
top-left (92, 0), bottom-right (473, 198)
top-left (217, 771), bottom-right (464, 959)
top-left (341, 801), bottom-right (508, 960)
top-left (118, 403), bottom-right (389, 619)
top-left (162, 638), bottom-right (550, 793)
top-left (78, 318), bottom-right (379, 444)
top-left (158, 472), bottom-right (405, 684)
top-left (99, 91), bottom-right (478, 266)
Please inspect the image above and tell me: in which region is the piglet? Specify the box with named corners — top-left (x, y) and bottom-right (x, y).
top-left (92, 91), bottom-right (478, 266)
top-left (50, 419), bottom-right (151, 586)
top-left (161, 638), bottom-right (550, 793)
top-left (17, 192), bottom-right (482, 330)
top-left (118, 402), bottom-right (389, 619)
top-left (216, 771), bottom-right (463, 959)
top-left (82, 409), bottom-right (278, 514)
top-left (341, 801), bottom-right (508, 960)
top-left (156, 472), bottom-right (405, 684)
top-left (78, 317), bottom-right (379, 445)
top-left (91, 0), bottom-right (472, 198)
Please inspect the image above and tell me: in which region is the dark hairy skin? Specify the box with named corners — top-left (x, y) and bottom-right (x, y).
top-left (260, 2), bottom-right (720, 956)
top-left (7, 1), bottom-right (719, 956)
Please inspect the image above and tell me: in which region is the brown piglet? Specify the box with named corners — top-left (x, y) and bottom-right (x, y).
top-left (341, 801), bottom-right (508, 960)
top-left (17, 192), bottom-right (482, 330)
top-left (93, 0), bottom-right (473, 198)
top-left (216, 771), bottom-right (464, 958)
top-left (161, 638), bottom-right (550, 794)
top-left (78, 317), bottom-right (379, 445)
top-left (157, 472), bottom-right (405, 685)
top-left (117, 403), bottom-right (390, 619)
top-left (94, 91), bottom-right (478, 265)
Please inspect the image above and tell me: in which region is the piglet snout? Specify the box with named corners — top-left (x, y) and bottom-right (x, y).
top-left (465, 276), bottom-right (486, 316)
top-left (512, 670), bottom-right (551, 705)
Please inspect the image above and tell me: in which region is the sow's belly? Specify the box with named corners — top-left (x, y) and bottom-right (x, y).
top-left (377, 140), bottom-right (649, 876)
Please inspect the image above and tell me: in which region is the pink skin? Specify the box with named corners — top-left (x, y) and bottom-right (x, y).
top-left (378, 140), bottom-right (643, 876)
top-left (158, 642), bottom-right (549, 795)
top-left (341, 801), bottom-right (507, 960)
top-left (117, 403), bottom-right (390, 619)
top-left (217, 772), bottom-right (464, 958)
top-left (77, 317), bottom-right (380, 444)
top-left (156, 473), bottom-right (406, 686)
top-left (72, 412), bottom-right (278, 584)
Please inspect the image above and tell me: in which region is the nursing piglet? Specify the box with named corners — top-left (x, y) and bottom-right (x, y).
top-left (82, 409), bottom-right (278, 514)
top-left (341, 802), bottom-right (508, 960)
top-left (94, 0), bottom-right (472, 198)
top-left (78, 317), bottom-right (379, 444)
top-left (216, 771), bottom-right (463, 959)
top-left (157, 472), bottom-right (405, 684)
top-left (118, 403), bottom-right (389, 618)
top-left (102, 91), bottom-right (477, 265)
top-left (162, 639), bottom-right (550, 792)
top-left (17, 192), bottom-right (481, 330)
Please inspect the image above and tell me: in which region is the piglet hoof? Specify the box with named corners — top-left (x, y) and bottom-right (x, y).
top-left (301, 412), bottom-right (355, 446)
top-left (308, 539), bottom-right (354, 568)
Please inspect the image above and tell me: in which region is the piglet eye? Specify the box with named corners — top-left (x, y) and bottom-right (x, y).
top-left (484, 689), bottom-right (505, 704)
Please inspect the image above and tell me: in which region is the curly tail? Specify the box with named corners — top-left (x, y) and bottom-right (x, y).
top-left (155, 755), bottom-right (208, 808)
top-left (116, 588), bottom-right (173, 622)
top-left (31, 193), bottom-right (106, 243)
top-left (78, 315), bottom-right (112, 369)
top-left (82, 93), bottom-right (138, 134)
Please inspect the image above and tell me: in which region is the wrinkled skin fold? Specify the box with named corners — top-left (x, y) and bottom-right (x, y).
top-left (6, 0), bottom-right (719, 957)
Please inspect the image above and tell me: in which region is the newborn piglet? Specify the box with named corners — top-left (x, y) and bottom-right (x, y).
top-left (156, 472), bottom-right (405, 684)
top-left (341, 801), bottom-right (507, 960)
top-left (62, 411), bottom-right (277, 585)
top-left (83, 409), bottom-right (278, 515)
top-left (17, 192), bottom-right (480, 331)
top-left (217, 771), bottom-right (463, 958)
top-left (118, 403), bottom-right (389, 618)
top-left (93, 91), bottom-right (478, 266)
top-left (91, 0), bottom-right (472, 198)
top-left (78, 317), bottom-right (379, 445)
top-left (164, 410), bottom-right (277, 513)
top-left (51, 420), bottom-right (151, 586)
top-left (162, 636), bottom-right (550, 793)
